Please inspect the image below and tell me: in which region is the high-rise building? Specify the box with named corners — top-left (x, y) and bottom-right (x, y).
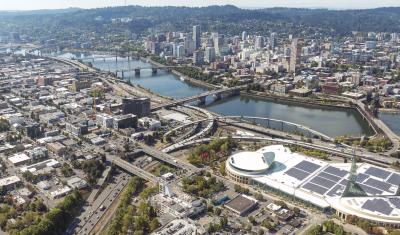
top-left (204, 47), bottom-right (216, 63)
top-left (176, 45), bottom-right (185, 58)
top-left (10, 32), bottom-right (21, 43)
top-left (242, 31), bottom-right (247, 41)
top-left (270, 32), bottom-right (277, 51)
top-left (193, 25), bottom-right (201, 49)
top-left (193, 50), bottom-right (204, 65)
top-left (289, 38), bottom-right (301, 74)
top-left (214, 34), bottom-right (225, 56)
top-left (254, 36), bottom-right (264, 50)
top-left (122, 97), bottom-right (150, 118)
top-left (184, 37), bottom-right (195, 56)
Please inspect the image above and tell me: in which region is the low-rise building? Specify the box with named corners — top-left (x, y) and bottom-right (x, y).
top-left (0, 176), bottom-right (22, 191)
top-left (224, 194), bottom-right (258, 216)
top-left (138, 117), bottom-right (162, 130)
top-left (67, 177), bottom-right (88, 190)
top-left (113, 114), bottom-right (137, 130)
top-left (8, 153), bottom-right (30, 166)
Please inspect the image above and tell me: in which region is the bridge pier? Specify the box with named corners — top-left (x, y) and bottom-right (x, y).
top-left (232, 88), bottom-right (241, 96)
top-left (121, 70), bottom-right (125, 79)
top-left (197, 96), bottom-right (206, 105)
top-left (213, 93), bottom-right (222, 101)
top-left (135, 68), bottom-right (141, 76)
top-left (152, 68), bottom-right (158, 74)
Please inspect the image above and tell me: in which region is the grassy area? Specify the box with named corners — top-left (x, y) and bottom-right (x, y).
top-left (187, 137), bottom-right (237, 166)
top-left (150, 163), bottom-right (176, 177)
top-left (335, 136), bottom-right (392, 153)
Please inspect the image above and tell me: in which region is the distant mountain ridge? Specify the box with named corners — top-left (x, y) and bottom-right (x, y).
top-left (0, 5), bottom-right (400, 38)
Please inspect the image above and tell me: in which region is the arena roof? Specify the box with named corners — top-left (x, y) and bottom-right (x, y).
top-left (229, 151), bottom-right (272, 173)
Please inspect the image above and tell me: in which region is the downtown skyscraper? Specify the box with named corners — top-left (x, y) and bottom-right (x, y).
top-left (193, 25), bottom-right (201, 49)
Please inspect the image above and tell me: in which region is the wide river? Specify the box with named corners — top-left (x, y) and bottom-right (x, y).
top-left (56, 52), bottom-right (375, 137)
top-left (379, 112), bottom-right (400, 136)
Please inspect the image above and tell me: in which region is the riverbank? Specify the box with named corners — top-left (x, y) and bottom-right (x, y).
top-left (379, 108), bottom-right (400, 114)
top-left (241, 91), bottom-right (355, 111)
top-left (146, 57), bottom-right (217, 90)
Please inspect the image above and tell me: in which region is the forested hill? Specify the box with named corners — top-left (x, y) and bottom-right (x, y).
top-left (1, 5), bottom-right (400, 39)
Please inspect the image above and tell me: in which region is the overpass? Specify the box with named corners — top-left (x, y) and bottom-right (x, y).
top-left (164, 114), bottom-right (333, 145)
top-left (151, 87), bottom-right (241, 111)
top-left (106, 155), bottom-right (162, 183)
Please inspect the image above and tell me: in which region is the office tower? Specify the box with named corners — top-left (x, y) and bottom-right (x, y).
top-left (177, 45), bottom-right (185, 58)
top-left (270, 32), bottom-right (277, 51)
top-left (242, 31), bottom-right (247, 41)
top-left (204, 47), bottom-right (216, 63)
top-left (254, 36), bottom-right (264, 50)
top-left (214, 34), bottom-right (225, 56)
top-left (289, 38), bottom-right (301, 74)
top-left (193, 25), bottom-right (201, 49)
top-left (193, 50), bottom-right (204, 65)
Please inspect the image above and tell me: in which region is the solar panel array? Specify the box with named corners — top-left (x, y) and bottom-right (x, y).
top-left (361, 198), bottom-right (393, 215)
top-left (387, 173), bottom-right (400, 186)
top-left (301, 164), bottom-right (400, 197)
top-left (360, 166), bottom-right (398, 195)
top-left (301, 166), bottom-right (348, 195)
top-left (389, 198), bottom-right (400, 209)
top-left (365, 167), bottom-right (391, 180)
top-left (284, 160), bottom-right (321, 181)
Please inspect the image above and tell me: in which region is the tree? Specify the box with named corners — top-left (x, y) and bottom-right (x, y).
top-left (248, 215), bottom-right (256, 225)
top-left (219, 161), bottom-right (226, 176)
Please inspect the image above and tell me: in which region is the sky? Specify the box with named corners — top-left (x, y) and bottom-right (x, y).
top-left (1, 0), bottom-right (400, 11)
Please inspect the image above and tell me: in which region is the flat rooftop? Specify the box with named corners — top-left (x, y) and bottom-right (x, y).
top-left (252, 145), bottom-right (400, 224)
top-left (225, 194), bottom-right (257, 215)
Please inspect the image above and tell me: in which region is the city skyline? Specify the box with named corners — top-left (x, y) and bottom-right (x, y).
top-left (1, 0), bottom-right (400, 11)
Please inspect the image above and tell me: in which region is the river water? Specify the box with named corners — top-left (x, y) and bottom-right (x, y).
top-left (55, 52), bottom-right (374, 137)
top-left (379, 112), bottom-right (400, 136)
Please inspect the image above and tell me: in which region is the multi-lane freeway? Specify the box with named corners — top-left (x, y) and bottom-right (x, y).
top-left (67, 173), bottom-right (130, 235)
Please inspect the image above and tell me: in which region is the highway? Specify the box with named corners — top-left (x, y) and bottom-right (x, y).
top-left (163, 135), bottom-right (393, 167)
top-left (106, 155), bottom-right (161, 183)
top-left (67, 173), bottom-right (130, 235)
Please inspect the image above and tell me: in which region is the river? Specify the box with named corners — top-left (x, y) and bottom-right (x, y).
top-left (55, 52), bottom-right (374, 137)
top-left (379, 112), bottom-right (400, 136)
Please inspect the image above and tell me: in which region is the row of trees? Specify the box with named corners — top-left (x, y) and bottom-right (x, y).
top-left (15, 190), bottom-right (83, 235)
top-left (106, 177), bottom-right (160, 235)
top-left (305, 220), bottom-right (347, 235)
top-left (335, 136), bottom-right (392, 153)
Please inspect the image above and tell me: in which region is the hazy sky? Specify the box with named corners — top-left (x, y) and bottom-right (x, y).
top-left (1, 0), bottom-right (400, 11)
